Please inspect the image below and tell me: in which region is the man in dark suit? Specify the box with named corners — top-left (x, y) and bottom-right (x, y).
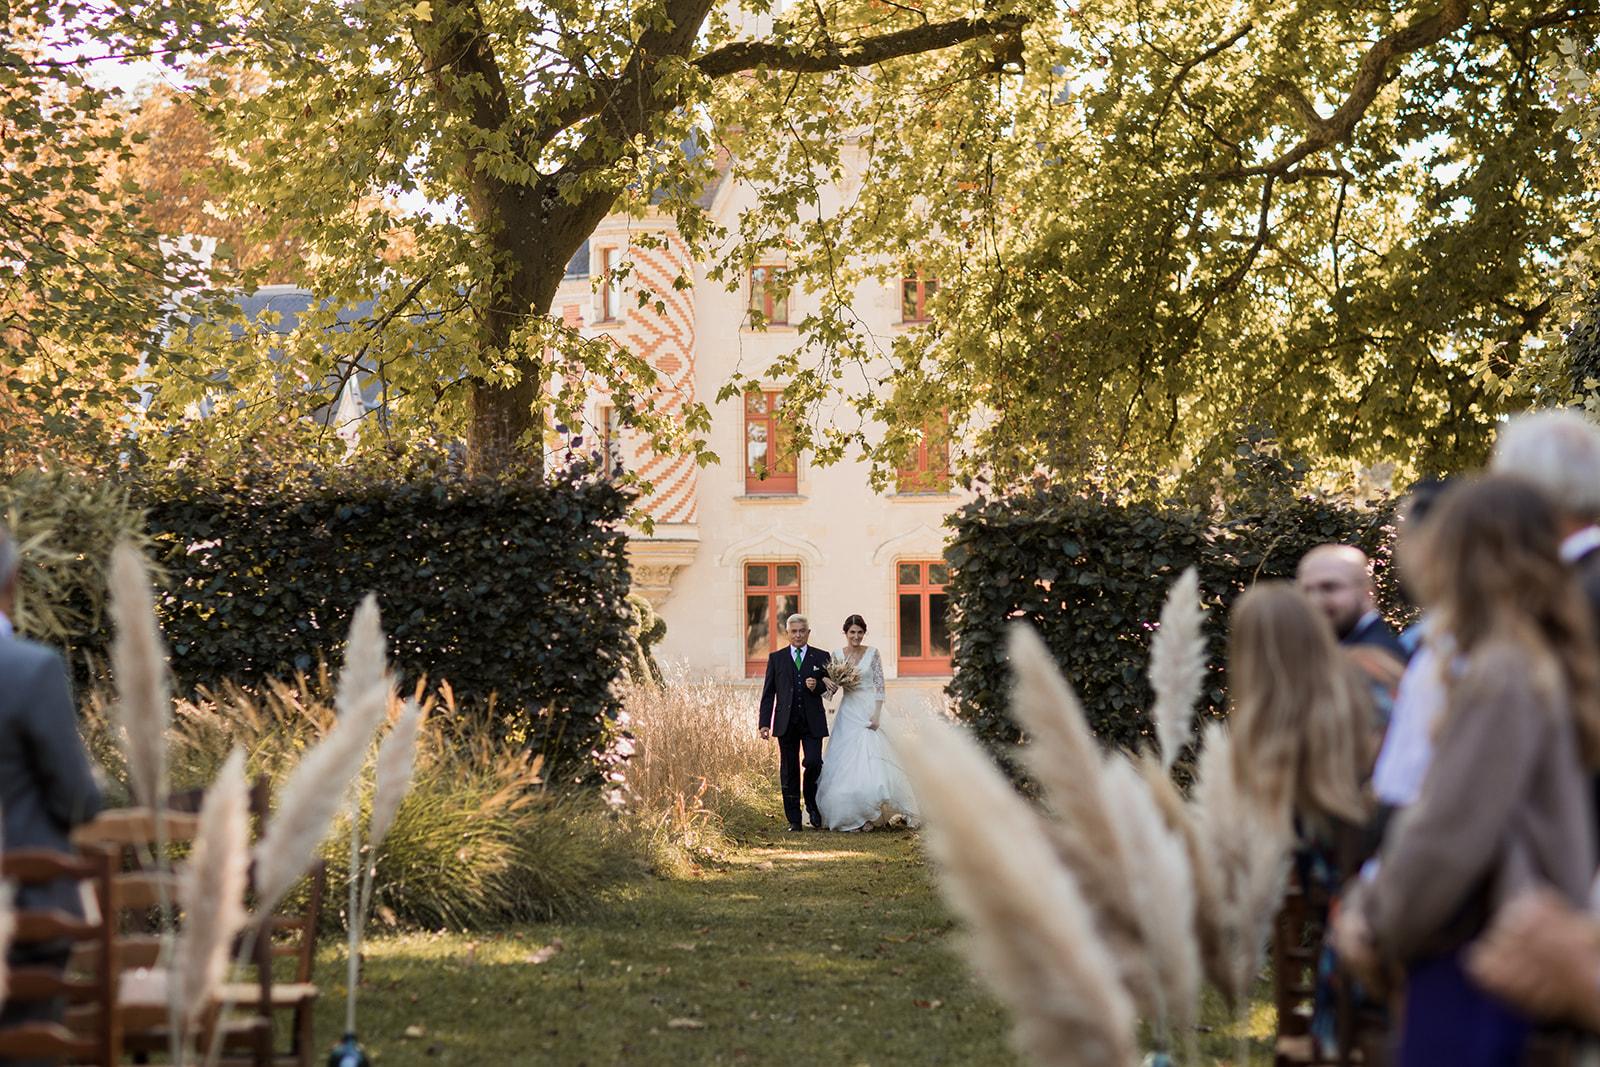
top-left (1297, 544), bottom-right (1410, 662)
top-left (0, 523), bottom-right (102, 1042)
top-left (758, 613), bottom-right (831, 831)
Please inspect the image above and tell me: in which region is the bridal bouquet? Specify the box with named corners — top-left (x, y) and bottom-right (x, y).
top-left (825, 660), bottom-right (862, 692)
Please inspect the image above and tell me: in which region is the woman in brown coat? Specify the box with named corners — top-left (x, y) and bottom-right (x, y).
top-left (1334, 475), bottom-right (1600, 1066)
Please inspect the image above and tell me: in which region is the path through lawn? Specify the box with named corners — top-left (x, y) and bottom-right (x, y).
top-left (316, 816), bottom-right (1273, 1065)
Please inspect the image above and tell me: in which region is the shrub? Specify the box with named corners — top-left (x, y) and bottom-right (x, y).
top-left (82, 676), bottom-right (644, 928)
top-left (0, 468), bottom-right (157, 684)
top-left (945, 488), bottom-right (1400, 757)
top-left (617, 669), bottom-right (774, 863)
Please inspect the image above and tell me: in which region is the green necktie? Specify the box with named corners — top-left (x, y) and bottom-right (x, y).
top-left (793, 648), bottom-right (803, 672)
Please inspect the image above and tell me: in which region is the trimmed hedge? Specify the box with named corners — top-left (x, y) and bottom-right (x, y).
top-left (944, 488), bottom-right (1401, 757)
top-left (134, 467), bottom-right (636, 769)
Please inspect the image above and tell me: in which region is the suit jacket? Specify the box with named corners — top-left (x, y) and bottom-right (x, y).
top-left (0, 635), bottom-right (102, 915)
top-left (758, 645), bottom-right (832, 739)
top-left (1342, 611), bottom-right (1410, 664)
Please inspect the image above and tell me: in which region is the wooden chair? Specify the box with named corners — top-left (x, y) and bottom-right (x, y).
top-left (0, 847), bottom-right (120, 1066)
top-left (73, 780), bottom-right (325, 1067)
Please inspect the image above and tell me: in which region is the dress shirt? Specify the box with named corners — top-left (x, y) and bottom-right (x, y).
top-left (1371, 642), bottom-right (1449, 807)
top-left (1561, 525), bottom-right (1600, 565)
top-left (0, 609), bottom-right (12, 641)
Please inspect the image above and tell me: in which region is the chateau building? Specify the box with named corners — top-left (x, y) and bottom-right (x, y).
top-left (556, 178), bottom-right (966, 698)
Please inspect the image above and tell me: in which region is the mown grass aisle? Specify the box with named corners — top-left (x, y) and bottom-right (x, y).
top-left (316, 821), bottom-right (1017, 1065)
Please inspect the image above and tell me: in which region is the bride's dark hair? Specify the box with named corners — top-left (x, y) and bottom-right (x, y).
top-left (843, 614), bottom-right (867, 632)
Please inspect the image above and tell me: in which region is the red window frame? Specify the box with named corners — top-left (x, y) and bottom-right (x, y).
top-left (897, 559), bottom-right (952, 676)
top-left (896, 414), bottom-right (952, 494)
top-left (745, 561), bottom-right (802, 677)
top-left (744, 389), bottom-right (798, 494)
top-left (749, 265), bottom-right (789, 325)
top-left (900, 273), bottom-right (938, 323)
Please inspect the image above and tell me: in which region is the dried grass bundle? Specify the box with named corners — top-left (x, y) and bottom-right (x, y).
top-left (1147, 567), bottom-right (1208, 771)
top-left (368, 699), bottom-right (424, 855)
top-left (174, 748), bottom-right (250, 1025)
top-left (1005, 625), bottom-right (1148, 990)
top-left (109, 541), bottom-right (170, 809)
top-left (1099, 755), bottom-right (1201, 1040)
top-left (1190, 724), bottom-right (1292, 1008)
top-left (0, 878), bottom-right (12, 1006)
top-left (890, 713), bottom-right (1138, 1067)
top-left (0, 821), bottom-right (12, 1007)
top-left (253, 596), bottom-right (390, 915)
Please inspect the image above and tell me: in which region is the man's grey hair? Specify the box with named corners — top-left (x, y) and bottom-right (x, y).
top-left (1492, 409), bottom-right (1600, 520)
top-left (785, 613), bottom-right (810, 629)
top-left (0, 522), bottom-right (17, 587)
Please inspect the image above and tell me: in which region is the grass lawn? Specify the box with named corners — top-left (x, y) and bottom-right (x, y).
top-left (313, 798), bottom-right (1275, 1065)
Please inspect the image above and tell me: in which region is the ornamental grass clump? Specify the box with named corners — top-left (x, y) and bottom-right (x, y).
top-left (619, 669), bottom-right (772, 858)
top-left (252, 595), bottom-right (391, 916)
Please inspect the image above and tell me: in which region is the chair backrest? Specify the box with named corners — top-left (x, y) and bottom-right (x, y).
top-left (0, 847), bottom-right (120, 1065)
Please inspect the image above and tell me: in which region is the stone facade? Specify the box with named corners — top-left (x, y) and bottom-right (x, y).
top-left (555, 179), bottom-right (964, 700)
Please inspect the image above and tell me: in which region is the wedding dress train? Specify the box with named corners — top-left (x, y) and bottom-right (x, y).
top-left (815, 646), bottom-right (920, 831)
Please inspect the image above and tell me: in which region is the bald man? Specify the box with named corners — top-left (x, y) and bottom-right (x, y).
top-left (1297, 544), bottom-right (1409, 663)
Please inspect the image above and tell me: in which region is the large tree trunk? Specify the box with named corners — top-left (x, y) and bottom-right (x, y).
top-left (462, 248), bottom-right (563, 480)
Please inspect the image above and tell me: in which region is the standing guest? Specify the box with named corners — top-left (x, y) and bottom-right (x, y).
top-left (1334, 477), bottom-right (1600, 1067)
top-left (1298, 544), bottom-right (1408, 736)
top-left (1297, 544), bottom-right (1410, 663)
top-left (1492, 408), bottom-right (1600, 628)
top-left (1228, 582), bottom-right (1374, 1057)
top-left (1371, 479), bottom-right (1454, 812)
top-left (0, 523), bottom-right (103, 1047)
top-left (1228, 582), bottom-right (1370, 832)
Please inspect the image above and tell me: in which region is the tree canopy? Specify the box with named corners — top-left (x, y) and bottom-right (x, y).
top-left (9, 0), bottom-right (1600, 491)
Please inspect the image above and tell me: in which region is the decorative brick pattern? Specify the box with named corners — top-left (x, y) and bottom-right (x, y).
top-left (616, 234), bottom-right (698, 524)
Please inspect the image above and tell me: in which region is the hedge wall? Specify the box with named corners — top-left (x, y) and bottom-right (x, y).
top-left (944, 488), bottom-right (1401, 758)
top-left (135, 468), bottom-right (635, 769)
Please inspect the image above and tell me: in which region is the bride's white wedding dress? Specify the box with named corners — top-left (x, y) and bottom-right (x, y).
top-left (815, 646), bottom-right (920, 831)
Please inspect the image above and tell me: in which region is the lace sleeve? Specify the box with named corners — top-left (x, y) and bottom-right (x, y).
top-left (871, 647), bottom-right (886, 699)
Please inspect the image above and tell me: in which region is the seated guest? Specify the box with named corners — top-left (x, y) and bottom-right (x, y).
top-left (1334, 477), bottom-right (1600, 1067)
top-left (0, 523), bottom-right (103, 1045)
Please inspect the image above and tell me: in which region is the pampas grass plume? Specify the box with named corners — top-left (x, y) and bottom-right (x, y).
top-left (174, 748), bottom-right (250, 1024)
top-left (109, 541), bottom-right (170, 810)
top-left (1191, 724), bottom-right (1291, 1007)
top-left (253, 595), bottom-right (390, 915)
top-left (1005, 625), bottom-right (1148, 987)
top-left (368, 698), bottom-right (423, 854)
top-left (1099, 755), bottom-right (1201, 1039)
top-left (1148, 567), bottom-right (1207, 772)
top-left (891, 713), bottom-right (1138, 1067)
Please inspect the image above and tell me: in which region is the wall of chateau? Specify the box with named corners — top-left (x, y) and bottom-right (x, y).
top-left (554, 175), bottom-right (964, 708)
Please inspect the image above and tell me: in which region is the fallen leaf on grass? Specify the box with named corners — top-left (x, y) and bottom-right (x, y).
top-left (403, 1025), bottom-right (427, 1039)
top-left (667, 1018), bottom-right (707, 1030)
top-left (912, 999), bottom-right (943, 1010)
top-left (526, 939), bottom-right (564, 964)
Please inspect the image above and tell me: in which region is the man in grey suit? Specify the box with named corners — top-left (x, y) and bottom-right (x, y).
top-left (0, 522), bottom-right (102, 1041)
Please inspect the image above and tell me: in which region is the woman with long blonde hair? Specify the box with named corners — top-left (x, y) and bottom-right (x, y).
top-left (1335, 475), bottom-right (1600, 1067)
top-left (1228, 581), bottom-right (1370, 831)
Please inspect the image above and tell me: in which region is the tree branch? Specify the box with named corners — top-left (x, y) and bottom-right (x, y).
top-left (1208, 0), bottom-right (1470, 181)
top-left (694, 14), bottom-right (1028, 78)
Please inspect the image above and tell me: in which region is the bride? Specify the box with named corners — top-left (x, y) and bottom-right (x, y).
top-left (815, 615), bottom-right (920, 832)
